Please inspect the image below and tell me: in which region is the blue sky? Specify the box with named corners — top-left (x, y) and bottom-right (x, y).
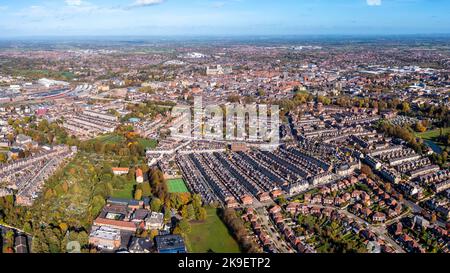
top-left (0, 0), bottom-right (448, 36)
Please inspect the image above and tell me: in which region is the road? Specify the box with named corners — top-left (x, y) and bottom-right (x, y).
top-left (400, 198), bottom-right (447, 228)
top-left (255, 207), bottom-right (294, 253)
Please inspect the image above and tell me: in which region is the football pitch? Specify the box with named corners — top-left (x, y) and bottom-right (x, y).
top-left (167, 179), bottom-right (189, 193)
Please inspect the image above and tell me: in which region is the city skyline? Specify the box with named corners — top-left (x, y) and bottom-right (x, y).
top-left (0, 0), bottom-right (449, 37)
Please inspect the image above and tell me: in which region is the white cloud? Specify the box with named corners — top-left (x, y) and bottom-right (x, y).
top-left (133, 0), bottom-right (165, 7)
top-left (65, 0), bottom-right (83, 6)
top-left (366, 0), bottom-right (382, 6)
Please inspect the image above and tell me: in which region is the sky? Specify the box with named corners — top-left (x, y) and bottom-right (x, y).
top-left (0, 0), bottom-right (449, 37)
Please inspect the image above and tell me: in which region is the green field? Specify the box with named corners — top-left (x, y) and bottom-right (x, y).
top-left (111, 180), bottom-right (136, 199)
top-left (415, 127), bottom-right (450, 152)
top-left (95, 134), bottom-right (126, 144)
top-left (94, 134), bottom-right (157, 149)
top-left (416, 127), bottom-right (450, 140)
top-left (137, 138), bottom-right (158, 149)
top-left (186, 208), bottom-right (241, 253)
top-left (167, 179), bottom-right (189, 193)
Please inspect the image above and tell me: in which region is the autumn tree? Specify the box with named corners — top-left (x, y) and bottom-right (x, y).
top-left (151, 198), bottom-right (162, 212)
top-left (134, 189), bottom-right (143, 201)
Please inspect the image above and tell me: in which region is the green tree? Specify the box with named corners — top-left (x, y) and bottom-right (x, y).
top-left (186, 204), bottom-right (195, 220)
top-left (141, 182), bottom-right (152, 197)
top-left (164, 207), bottom-right (172, 222)
top-left (197, 207), bottom-right (207, 221)
top-left (151, 198), bottom-right (162, 212)
top-left (177, 219), bottom-right (191, 234)
top-left (192, 194), bottom-right (202, 209)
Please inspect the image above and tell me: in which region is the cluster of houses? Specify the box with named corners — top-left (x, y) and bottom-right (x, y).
top-left (305, 176), bottom-right (359, 206)
top-left (272, 203), bottom-right (396, 253)
top-left (296, 174), bottom-right (405, 224)
top-left (0, 133), bottom-right (41, 162)
top-left (424, 197), bottom-right (450, 221)
top-left (175, 138), bottom-right (359, 209)
top-left (241, 208), bottom-right (278, 253)
top-left (63, 109), bottom-right (119, 140)
top-left (0, 144), bottom-right (77, 206)
top-left (290, 104), bottom-right (380, 143)
top-left (360, 130), bottom-right (448, 197)
top-left (419, 170), bottom-right (450, 193)
top-left (268, 205), bottom-right (317, 253)
top-left (389, 216), bottom-right (449, 253)
top-left (347, 178), bottom-right (404, 223)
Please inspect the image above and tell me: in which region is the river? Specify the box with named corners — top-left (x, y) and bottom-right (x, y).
top-left (424, 140), bottom-right (443, 154)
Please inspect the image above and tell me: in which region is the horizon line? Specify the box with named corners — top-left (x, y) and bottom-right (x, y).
top-left (1, 33), bottom-right (450, 40)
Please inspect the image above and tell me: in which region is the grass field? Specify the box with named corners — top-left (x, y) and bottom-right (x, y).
top-left (111, 180), bottom-right (136, 199)
top-left (167, 179), bottom-right (189, 193)
top-left (186, 208), bottom-right (241, 253)
top-left (95, 134), bottom-right (125, 144)
top-left (415, 127), bottom-right (450, 152)
top-left (137, 138), bottom-right (158, 149)
top-left (415, 127), bottom-right (450, 140)
top-left (95, 134), bottom-right (157, 150)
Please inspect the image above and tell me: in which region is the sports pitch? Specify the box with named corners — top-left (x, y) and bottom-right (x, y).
top-left (167, 179), bottom-right (189, 193)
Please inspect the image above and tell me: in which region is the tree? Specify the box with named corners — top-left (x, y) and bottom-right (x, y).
top-left (22, 222), bottom-right (32, 234)
top-left (44, 189), bottom-right (54, 200)
top-left (177, 219), bottom-right (191, 234)
top-left (186, 204), bottom-right (195, 220)
top-left (192, 194), bottom-right (202, 209)
top-left (59, 223), bottom-right (69, 234)
top-left (415, 122), bottom-right (427, 133)
top-left (181, 205), bottom-right (188, 219)
top-left (0, 153), bottom-right (7, 163)
top-left (385, 183), bottom-right (392, 193)
top-left (317, 95), bottom-right (331, 105)
top-left (61, 181), bottom-right (69, 193)
top-left (134, 189), bottom-right (143, 200)
top-left (164, 207), bottom-right (172, 223)
top-left (220, 208), bottom-right (259, 253)
top-left (149, 229), bottom-right (158, 239)
top-left (197, 207), bottom-right (207, 221)
top-left (141, 182), bottom-right (152, 197)
top-left (77, 231), bottom-right (89, 247)
top-left (151, 198), bottom-right (162, 212)
top-left (360, 164), bottom-right (373, 177)
top-left (400, 102), bottom-right (411, 113)
top-left (431, 213), bottom-right (437, 224)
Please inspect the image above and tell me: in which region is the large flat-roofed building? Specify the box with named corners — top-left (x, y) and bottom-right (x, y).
top-left (206, 65), bottom-right (232, 76)
top-left (89, 226), bottom-right (122, 250)
top-left (155, 234), bottom-right (187, 253)
top-left (93, 218), bottom-right (137, 232)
